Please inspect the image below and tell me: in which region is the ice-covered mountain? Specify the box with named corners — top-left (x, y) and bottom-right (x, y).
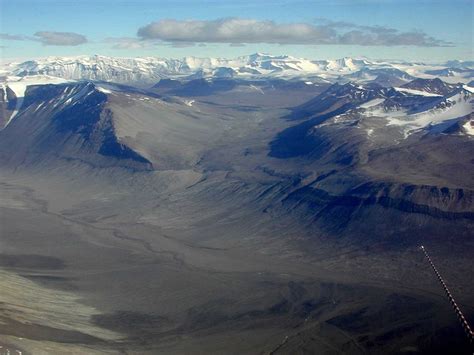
top-left (273, 79), bottom-right (473, 155)
top-left (2, 53), bottom-right (472, 85)
top-left (2, 55), bottom-right (186, 84)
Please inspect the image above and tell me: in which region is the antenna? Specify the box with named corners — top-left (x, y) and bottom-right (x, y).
top-left (420, 245), bottom-right (474, 349)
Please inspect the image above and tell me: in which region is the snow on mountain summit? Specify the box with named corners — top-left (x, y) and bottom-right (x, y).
top-left (1, 54), bottom-right (472, 84)
top-left (0, 54), bottom-right (382, 83)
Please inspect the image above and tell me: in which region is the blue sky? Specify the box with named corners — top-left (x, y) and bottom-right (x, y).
top-left (1, 0), bottom-right (472, 61)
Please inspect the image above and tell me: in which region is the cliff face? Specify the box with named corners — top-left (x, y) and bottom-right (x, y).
top-left (284, 183), bottom-right (473, 219)
top-left (263, 82), bottom-right (474, 244)
top-left (0, 86), bottom-right (16, 129)
top-left (0, 83), bottom-right (152, 171)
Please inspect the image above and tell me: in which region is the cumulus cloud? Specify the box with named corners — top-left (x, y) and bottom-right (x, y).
top-left (137, 18), bottom-right (334, 45)
top-left (137, 18), bottom-right (451, 47)
top-left (33, 31), bottom-right (87, 46)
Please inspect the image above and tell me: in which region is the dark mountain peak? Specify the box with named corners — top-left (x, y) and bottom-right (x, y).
top-left (445, 60), bottom-right (474, 69)
top-left (402, 78), bottom-right (458, 96)
top-left (20, 81), bottom-right (103, 110)
top-left (425, 67), bottom-right (474, 77)
top-left (0, 81), bottom-right (151, 170)
top-left (351, 67), bottom-right (413, 80)
top-left (153, 78), bottom-right (182, 89)
top-left (153, 77), bottom-right (238, 96)
top-left (372, 73), bottom-right (411, 88)
top-left (289, 82), bottom-right (388, 120)
top-left (322, 81), bottom-right (387, 99)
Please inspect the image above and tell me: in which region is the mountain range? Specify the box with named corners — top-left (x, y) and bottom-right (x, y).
top-left (2, 53), bottom-right (473, 85)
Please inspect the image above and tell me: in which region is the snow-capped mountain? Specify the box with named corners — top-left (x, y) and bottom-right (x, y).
top-left (2, 53), bottom-right (472, 85)
top-left (315, 82), bottom-right (473, 138)
top-left (3, 55), bottom-right (185, 84)
top-left (277, 78), bottom-right (473, 147)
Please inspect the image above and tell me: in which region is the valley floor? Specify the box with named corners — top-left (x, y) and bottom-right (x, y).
top-left (0, 168), bottom-right (472, 354)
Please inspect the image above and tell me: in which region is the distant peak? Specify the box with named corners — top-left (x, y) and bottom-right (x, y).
top-left (250, 52), bottom-right (269, 57)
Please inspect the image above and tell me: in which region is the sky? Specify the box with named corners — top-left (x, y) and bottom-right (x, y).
top-left (0, 0), bottom-right (472, 62)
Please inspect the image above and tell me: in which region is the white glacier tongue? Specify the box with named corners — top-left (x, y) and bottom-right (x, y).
top-left (393, 87), bottom-right (443, 97)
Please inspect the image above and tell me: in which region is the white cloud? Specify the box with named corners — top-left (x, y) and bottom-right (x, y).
top-left (137, 18), bottom-right (451, 47)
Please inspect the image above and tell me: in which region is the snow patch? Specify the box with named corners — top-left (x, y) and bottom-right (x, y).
top-left (359, 98), bottom-right (385, 109)
top-left (1, 83), bottom-right (7, 102)
top-left (462, 85), bottom-right (474, 93)
top-left (463, 120), bottom-right (474, 136)
top-left (393, 87), bottom-right (442, 97)
top-left (96, 86), bottom-right (112, 94)
top-left (249, 85), bottom-right (264, 94)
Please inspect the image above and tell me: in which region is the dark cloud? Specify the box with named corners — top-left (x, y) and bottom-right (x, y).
top-left (33, 31), bottom-right (87, 46)
top-left (137, 18), bottom-right (451, 47)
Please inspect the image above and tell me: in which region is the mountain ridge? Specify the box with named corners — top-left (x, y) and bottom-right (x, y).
top-left (2, 53), bottom-right (473, 85)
